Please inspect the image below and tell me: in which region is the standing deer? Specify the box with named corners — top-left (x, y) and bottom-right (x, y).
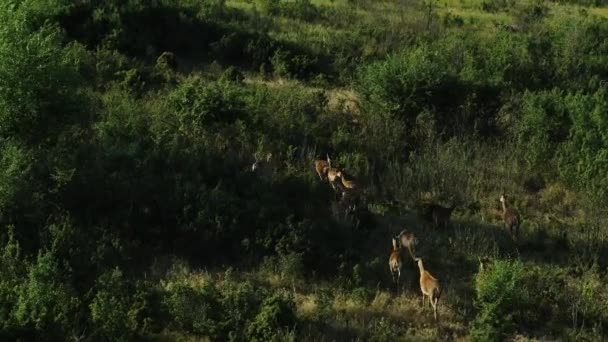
top-left (415, 257), bottom-right (442, 320)
top-left (500, 194), bottom-right (521, 240)
top-left (430, 203), bottom-right (456, 229)
top-left (389, 237), bottom-right (403, 285)
top-left (418, 202), bottom-right (457, 229)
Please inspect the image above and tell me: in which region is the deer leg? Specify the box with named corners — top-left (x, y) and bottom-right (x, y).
top-left (397, 268), bottom-right (401, 286)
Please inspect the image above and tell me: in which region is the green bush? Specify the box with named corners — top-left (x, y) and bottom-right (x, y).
top-left (0, 142), bottom-right (35, 213)
top-left (558, 87), bottom-right (608, 198)
top-left (471, 260), bottom-right (529, 341)
top-left (164, 282), bottom-right (224, 338)
top-left (90, 268), bottom-right (159, 341)
top-left (516, 89), bottom-right (570, 170)
top-left (168, 77), bottom-right (247, 130)
top-left (14, 251), bottom-right (79, 339)
top-left (0, 227), bottom-right (27, 336)
top-left (0, 10), bottom-right (89, 145)
top-left (245, 293), bottom-right (297, 341)
top-left (163, 275), bottom-right (296, 340)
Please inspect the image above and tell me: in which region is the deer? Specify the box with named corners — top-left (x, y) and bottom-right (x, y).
top-left (418, 202), bottom-right (457, 229)
top-left (397, 230), bottom-right (418, 261)
top-left (335, 170), bottom-right (359, 193)
top-left (335, 170), bottom-right (360, 211)
top-left (431, 203), bottom-right (456, 229)
top-left (313, 154), bottom-right (332, 181)
top-left (389, 237), bottom-right (403, 285)
top-left (415, 257), bottom-right (442, 321)
top-left (324, 166), bottom-right (344, 197)
top-left (500, 194), bottom-right (521, 240)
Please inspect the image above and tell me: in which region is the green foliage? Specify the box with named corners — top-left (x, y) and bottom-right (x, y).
top-left (0, 227), bottom-right (27, 335)
top-left (0, 10), bottom-right (89, 144)
top-left (558, 87), bottom-right (608, 197)
top-left (14, 250), bottom-right (79, 338)
top-left (163, 275), bottom-right (296, 340)
top-left (480, 0), bottom-right (516, 12)
top-left (219, 66), bottom-right (245, 83)
top-left (164, 282), bottom-right (224, 337)
top-left (513, 0), bottom-right (550, 27)
top-left (0, 141), bottom-right (35, 212)
top-left (516, 89), bottom-right (570, 170)
top-left (471, 260), bottom-right (529, 341)
top-left (168, 77), bottom-right (247, 130)
top-left (368, 317), bottom-right (400, 342)
top-left (245, 293), bottom-right (296, 341)
top-left (90, 268), bottom-right (158, 341)
top-left (2, 0), bottom-right (608, 339)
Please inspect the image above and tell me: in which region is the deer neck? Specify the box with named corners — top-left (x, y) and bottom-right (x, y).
top-left (501, 200), bottom-right (508, 213)
top-left (417, 260), bottom-right (425, 273)
top-left (406, 245), bottom-right (416, 261)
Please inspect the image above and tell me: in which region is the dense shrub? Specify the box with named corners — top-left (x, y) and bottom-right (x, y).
top-left (13, 251), bottom-right (79, 339)
top-left (245, 293), bottom-right (297, 341)
top-left (515, 89), bottom-right (570, 170)
top-left (471, 260), bottom-right (529, 341)
top-left (90, 268), bottom-right (159, 341)
top-left (167, 77), bottom-right (248, 129)
top-left (163, 274), bottom-right (296, 340)
top-left (0, 228), bottom-right (27, 337)
top-left (0, 10), bottom-right (89, 144)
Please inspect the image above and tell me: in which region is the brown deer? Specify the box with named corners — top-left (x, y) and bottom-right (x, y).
top-left (335, 170), bottom-right (361, 210)
top-left (324, 166), bottom-right (343, 195)
top-left (388, 237), bottom-right (403, 285)
top-left (313, 154), bottom-right (331, 181)
top-left (418, 202), bottom-right (457, 229)
top-left (335, 170), bottom-right (357, 191)
top-left (500, 194), bottom-right (520, 240)
top-left (415, 257), bottom-right (442, 320)
top-left (397, 230), bottom-right (418, 261)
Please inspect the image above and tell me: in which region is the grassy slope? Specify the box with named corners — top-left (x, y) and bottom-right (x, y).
top-left (155, 1), bottom-right (608, 340)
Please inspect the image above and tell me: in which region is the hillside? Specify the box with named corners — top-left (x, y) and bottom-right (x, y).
top-left (1, 0), bottom-right (608, 341)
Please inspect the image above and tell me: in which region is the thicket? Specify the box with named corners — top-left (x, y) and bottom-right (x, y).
top-left (1, 0), bottom-right (608, 340)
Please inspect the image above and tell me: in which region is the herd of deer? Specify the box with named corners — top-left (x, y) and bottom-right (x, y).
top-left (312, 154), bottom-right (522, 322)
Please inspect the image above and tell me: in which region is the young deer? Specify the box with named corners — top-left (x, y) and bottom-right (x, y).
top-left (415, 257), bottom-right (442, 320)
top-left (388, 237), bottom-right (402, 285)
top-left (313, 154), bottom-right (331, 181)
top-left (500, 194), bottom-right (520, 240)
top-left (397, 230), bottom-right (418, 261)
